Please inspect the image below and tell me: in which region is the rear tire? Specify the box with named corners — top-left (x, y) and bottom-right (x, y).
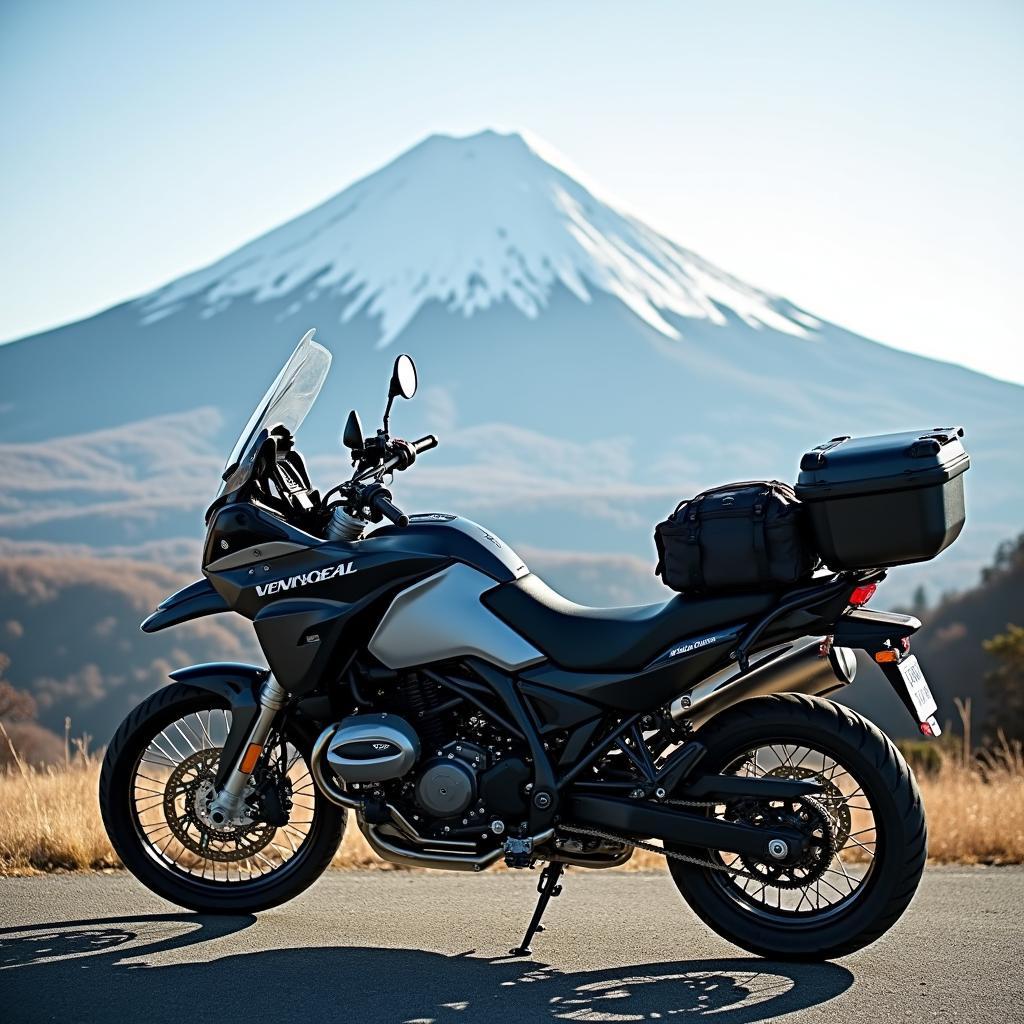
top-left (100, 682), bottom-right (346, 913)
top-left (668, 694), bottom-right (926, 960)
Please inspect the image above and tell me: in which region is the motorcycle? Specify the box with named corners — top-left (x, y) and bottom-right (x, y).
top-left (101, 328), bottom-right (957, 960)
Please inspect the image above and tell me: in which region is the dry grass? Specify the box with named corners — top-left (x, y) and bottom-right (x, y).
top-left (1, 723), bottom-right (1022, 876)
top-left (0, 733), bottom-right (117, 874)
top-left (903, 719), bottom-right (1024, 865)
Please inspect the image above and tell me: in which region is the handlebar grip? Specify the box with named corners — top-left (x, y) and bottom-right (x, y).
top-left (371, 490), bottom-right (409, 528)
top-left (411, 434), bottom-right (439, 454)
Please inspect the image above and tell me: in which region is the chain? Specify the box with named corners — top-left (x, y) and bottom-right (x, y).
top-left (560, 795), bottom-right (837, 888)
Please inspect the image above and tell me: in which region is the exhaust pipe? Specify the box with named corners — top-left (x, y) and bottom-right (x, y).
top-left (310, 726), bottom-right (362, 810)
top-left (673, 636), bottom-right (851, 730)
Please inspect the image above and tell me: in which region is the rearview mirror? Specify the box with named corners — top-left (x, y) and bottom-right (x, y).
top-left (389, 354), bottom-right (418, 400)
top-left (342, 409), bottom-right (364, 450)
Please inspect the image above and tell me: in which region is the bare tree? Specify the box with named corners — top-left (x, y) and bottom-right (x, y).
top-left (0, 654), bottom-right (38, 723)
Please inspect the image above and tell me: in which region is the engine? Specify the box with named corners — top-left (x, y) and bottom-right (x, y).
top-left (315, 706), bottom-right (532, 838)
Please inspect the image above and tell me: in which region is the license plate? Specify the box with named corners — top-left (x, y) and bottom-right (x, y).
top-left (897, 655), bottom-right (937, 720)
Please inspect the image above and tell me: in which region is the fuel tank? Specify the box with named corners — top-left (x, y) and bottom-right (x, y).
top-left (367, 513), bottom-right (529, 582)
top-left (202, 505), bottom-right (527, 693)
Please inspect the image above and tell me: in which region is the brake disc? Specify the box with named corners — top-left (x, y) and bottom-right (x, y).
top-left (161, 749), bottom-right (276, 863)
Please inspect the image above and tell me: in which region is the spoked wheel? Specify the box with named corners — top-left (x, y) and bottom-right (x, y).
top-left (668, 694), bottom-right (926, 960)
top-left (100, 683), bottom-right (346, 913)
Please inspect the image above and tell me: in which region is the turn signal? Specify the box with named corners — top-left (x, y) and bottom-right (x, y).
top-left (849, 584), bottom-right (877, 606)
top-left (874, 649), bottom-right (899, 664)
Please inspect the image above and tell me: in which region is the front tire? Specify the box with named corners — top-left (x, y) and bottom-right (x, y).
top-left (668, 694), bottom-right (926, 960)
top-left (100, 682), bottom-right (346, 913)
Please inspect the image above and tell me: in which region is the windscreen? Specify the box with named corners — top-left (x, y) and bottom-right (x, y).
top-left (220, 329), bottom-right (331, 492)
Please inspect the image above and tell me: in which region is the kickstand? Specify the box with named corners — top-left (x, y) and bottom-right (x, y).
top-left (508, 862), bottom-right (565, 956)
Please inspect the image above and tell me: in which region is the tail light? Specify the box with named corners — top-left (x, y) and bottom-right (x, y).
top-left (849, 583), bottom-right (877, 606)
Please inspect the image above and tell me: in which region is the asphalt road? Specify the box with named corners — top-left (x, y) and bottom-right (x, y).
top-left (1, 867), bottom-right (1021, 1024)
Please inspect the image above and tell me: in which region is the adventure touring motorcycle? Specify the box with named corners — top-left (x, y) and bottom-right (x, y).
top-left (101, 330), bottom-right (970, 960)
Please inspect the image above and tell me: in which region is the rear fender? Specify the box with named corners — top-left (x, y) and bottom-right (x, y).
top-left (833, 608), bottom-right (936, 732)
top-left (832, 607), bottom-right (921, 651)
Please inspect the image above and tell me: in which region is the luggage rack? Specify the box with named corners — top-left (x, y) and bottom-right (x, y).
top-left (729, 567), bottom-right (885, 673)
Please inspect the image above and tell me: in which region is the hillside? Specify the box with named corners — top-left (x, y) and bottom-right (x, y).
top-left (916, 534), bottom-right (1024, 736)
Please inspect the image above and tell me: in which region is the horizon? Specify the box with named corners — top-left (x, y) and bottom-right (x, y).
top-left (2, 2), bottom-right (1022, 385)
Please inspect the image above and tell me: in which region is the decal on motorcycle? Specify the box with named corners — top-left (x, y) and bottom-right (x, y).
top-left (650, 627), bottom-right (742, 667)
top-left (669, 634), bottom-right (720, 657)
top-left (255, 560), bottom-right (355, 597)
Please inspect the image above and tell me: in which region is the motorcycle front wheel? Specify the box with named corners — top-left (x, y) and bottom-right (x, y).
top-left (100, 682), bottom-right (346, 913)
top-left (668, 693), bottom-right (927, 960)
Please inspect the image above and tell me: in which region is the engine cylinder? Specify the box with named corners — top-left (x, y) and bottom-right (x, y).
top-left (322, 713), bottom-right (420, 784)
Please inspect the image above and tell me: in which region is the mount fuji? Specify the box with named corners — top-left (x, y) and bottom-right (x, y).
top-left (1, 129), bottom-right (1021, 603)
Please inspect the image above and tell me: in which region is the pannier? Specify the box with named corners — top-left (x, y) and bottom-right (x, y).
top-left (794, 427), bottom-right (969, 570)
top-left (654, 480), bottom-right (817, 594)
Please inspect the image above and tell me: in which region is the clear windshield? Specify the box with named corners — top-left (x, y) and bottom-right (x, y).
top-left (220, 329), bottom-right (331, 491)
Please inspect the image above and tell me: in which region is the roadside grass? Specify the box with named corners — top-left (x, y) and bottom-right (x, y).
top-left (2, 721), bottom-right (1022, 876)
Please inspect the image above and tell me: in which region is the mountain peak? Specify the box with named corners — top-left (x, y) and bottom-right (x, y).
top-left (139, 129), bottom-right (817, 345)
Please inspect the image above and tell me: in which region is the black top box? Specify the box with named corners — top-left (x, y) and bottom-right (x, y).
top-left (795, 427), bottom-right (970, 570)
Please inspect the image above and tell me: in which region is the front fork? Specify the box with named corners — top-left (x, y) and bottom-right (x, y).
top-left (208, 676), bottom-right (288, 827)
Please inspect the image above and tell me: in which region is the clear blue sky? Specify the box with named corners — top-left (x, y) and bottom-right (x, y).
top-left (2, 1), bottom-right (1022, 383)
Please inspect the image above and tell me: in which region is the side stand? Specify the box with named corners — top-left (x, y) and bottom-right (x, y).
top-left (508, 862), bottom-right (565, 957)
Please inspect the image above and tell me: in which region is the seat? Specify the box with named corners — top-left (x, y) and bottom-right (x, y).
top-left (482, 573), bottom-right (779, 673)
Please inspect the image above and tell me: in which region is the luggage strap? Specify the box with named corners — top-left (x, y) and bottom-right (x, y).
top-left (751, 488), bottom-right (770, 578)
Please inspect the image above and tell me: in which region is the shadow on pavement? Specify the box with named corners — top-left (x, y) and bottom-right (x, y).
top-left (0, 913), bottom-right (854, 1023)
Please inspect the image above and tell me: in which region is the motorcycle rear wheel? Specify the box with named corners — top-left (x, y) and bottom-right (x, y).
top-left (668, 693), bottom-right (926, 960)
top-left (100, 682), bottom-right (346, 913)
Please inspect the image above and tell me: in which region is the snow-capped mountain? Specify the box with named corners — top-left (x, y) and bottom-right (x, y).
top-left (1, 128), bottom-right (1020, 604)
top-left (140, 130), bottom-right (815, 345)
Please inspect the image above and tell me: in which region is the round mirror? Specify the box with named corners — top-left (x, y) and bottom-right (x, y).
top-left (392, 354), bottom-right (418, 399)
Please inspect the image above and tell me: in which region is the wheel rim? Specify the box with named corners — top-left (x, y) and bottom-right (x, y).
top-left (706, 740), bottom-right (879, 922)
top-left (130, 704), bottom-right (319, 885)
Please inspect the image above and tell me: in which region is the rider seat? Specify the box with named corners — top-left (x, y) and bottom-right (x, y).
top-left (482, 573), bottom-right (778, 673)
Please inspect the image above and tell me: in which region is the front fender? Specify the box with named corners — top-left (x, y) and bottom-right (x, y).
top-left (169, 663), bottom-right (268, 787)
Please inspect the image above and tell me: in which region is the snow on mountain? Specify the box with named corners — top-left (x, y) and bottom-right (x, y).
top-left (139, 129), bottom-right (815, 345)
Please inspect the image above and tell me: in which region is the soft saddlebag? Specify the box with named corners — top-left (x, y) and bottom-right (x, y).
top-left (794, 427), bottom-right (969, 570)
top-left (654, 481), bottom-right (816, 594)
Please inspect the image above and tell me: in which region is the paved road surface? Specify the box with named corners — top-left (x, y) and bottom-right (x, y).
top-left (1, 867), bottom-right (1021, 1024)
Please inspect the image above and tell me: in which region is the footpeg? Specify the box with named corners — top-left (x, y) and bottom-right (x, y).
top-left (503, 836), bottom-right (535, 868)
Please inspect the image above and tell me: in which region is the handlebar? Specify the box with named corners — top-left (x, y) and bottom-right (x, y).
top-left (341, 433), bottom-right (439, 528)
top-left (411, 434), bottom-right (438, 455)
top-left (370, 489), bottom-right (409, 528)
top-left (361, 482), bottom-right (409, 527)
